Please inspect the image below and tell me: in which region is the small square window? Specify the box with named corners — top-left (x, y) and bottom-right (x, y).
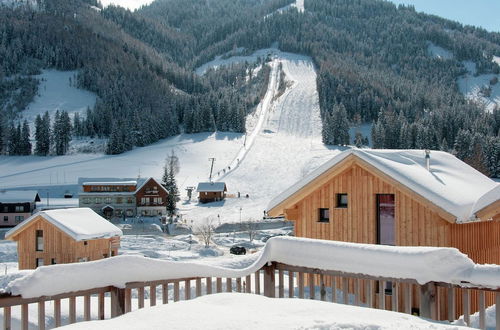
top-left (318, 208), bottom-right (330, 223)
top-left (36, 258), bottom-right (44, 268)
top-left (3, 216), bottom-right (8, 222)
top-left (84, 241), bottom-right (88, 246)
top-left (51, 258), bottom-right (56, 265)
top-left (337, 194), bottom-right (348, 208)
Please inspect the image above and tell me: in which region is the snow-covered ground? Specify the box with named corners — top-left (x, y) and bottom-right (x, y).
top-left (62, 293), bottom-right (464, 330)
top-left (20, 70), bottom-right (96, 132)
top-left (427, 41), bottom-right (454, 60)
top-left (457, 61), bottom-right (500, 113)
top-left (98, 0), bottom-right (154, 11)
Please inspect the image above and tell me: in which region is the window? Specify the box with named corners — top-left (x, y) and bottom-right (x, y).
top-left (105, 197), bottom-right (112, 204)
top-left (15, 205), bottom-right (24, 212)
top-left (154, 197), bottom-right (162, 205)
top-left (336, 194), bottom-right (348, 208)
top-left (83, 241), bottom-right (88, 246)
top-left (51, 258), bottom-right (56, 265)
top-left (15, 216), bottom-right (24, 222)
top-left (36, 258), bottom-right (44, 268)
top-left (3, 216), bottom-right (8, 222)
top-left (127, 197), bottom-right (133, 204)
top-left (111, 251), bottom-right (116, 257)
top-left (95, 197), bottom-right (102, 204)
top-left (103, 253), bottom-right (109, 258)
top-left (77, 257), bottom-right (89, 262)
top-left (318, 208), bottom-right (330, 223)
top-left (36, 230), bottom-right (43, 251)
top-left (141, 197), bottom-right (148, 205)
top-left (3, 206), bottom-right (8, 212)
top-left (116, 197), bottom-right (123, 204)
top-left (82, 197), bottom-right (90, 204)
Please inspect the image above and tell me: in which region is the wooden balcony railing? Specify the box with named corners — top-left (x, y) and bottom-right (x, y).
top-left (1, 263), bottom-right (499, 329)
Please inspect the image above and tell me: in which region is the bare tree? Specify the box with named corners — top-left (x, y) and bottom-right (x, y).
top-left (195, 217), bottom-right (216, 248)
top-left (242, 218), bottom-right (259, 244)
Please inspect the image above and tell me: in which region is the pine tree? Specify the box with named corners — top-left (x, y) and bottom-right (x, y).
top-left (162, 150), bottom-right (179, 217)
top-left (35, 111), bottom-right (51, 156)
top-left (20, 120), bottom-right (31, 155)
top-left (53, 110), bottom-right (72, 155)
top-left (8, 123), bottom-right (21, 155)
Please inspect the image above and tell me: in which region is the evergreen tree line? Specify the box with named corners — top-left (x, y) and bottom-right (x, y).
top-left (1, 110), bottom-right (73, 156)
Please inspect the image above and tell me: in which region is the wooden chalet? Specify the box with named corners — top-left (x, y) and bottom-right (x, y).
top-left (196, 182), bottom-right (227, 203)
top-left (5, 208), bottom-right (122, 270)
top-left (135, 177), bottom-right (169, 216)
top-left (267, 149), bottom-right (500, 318)
top-left (0, 191), bottom-right (40, 227)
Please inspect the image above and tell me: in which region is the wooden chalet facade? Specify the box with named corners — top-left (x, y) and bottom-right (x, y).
top-left (267, 149), bottom-right (500, 319)
top-left (136, 177), bottom-right (169, 216)
top-left (196, 182), bottom-right (227, 203)
top-left (6, 208), bottom-right (122, 270)
top-left (79, 177), bottom-right (168, 218)
top-left (0, 191), bottom-right (40, 227)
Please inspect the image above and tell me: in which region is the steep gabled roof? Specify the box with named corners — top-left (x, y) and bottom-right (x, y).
top-left (0, 190), bottom-right (40, 203)
top-left (267, 149), bottom-right (499, 223)
top-left (196, 182), bottom-right (227, 192)
top-left (135, 177), bottom-right (168, 194)
top-left (5, 207), bottom-right (122, 241)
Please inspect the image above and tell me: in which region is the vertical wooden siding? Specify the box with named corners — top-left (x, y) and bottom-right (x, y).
top-left (13, 216), bottom-right (119, 270)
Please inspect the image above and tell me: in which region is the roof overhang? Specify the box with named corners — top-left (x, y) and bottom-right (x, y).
top-left (267, 154), bottom-right (457, 223)
top-left (475, 200), bottom-right (500, 221)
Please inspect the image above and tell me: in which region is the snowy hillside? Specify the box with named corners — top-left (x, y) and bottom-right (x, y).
top-left (0, 46), bottom-right (338, 224)
top-left (182, 47), bottom-right (337, 222)
top-left (20, 70), bottom-right (97, 131)
top-left (458, 61), bottom-right (500, 113)
top-left (99, 0), bottom-right (154, 11)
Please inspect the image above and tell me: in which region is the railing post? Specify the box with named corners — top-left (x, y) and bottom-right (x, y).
top-left (419, 282), bottom-right (436, 319)
top-left (111, 287), bottom-right (126, 318)
top-left (263, 262), bottom-right (276, 298)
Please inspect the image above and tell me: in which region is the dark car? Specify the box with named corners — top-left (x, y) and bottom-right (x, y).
top-left (230, 246), bottom-right (246, 255)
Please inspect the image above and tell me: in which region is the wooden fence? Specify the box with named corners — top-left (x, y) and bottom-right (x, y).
top-left (1, 262), bottom-right (499, 330)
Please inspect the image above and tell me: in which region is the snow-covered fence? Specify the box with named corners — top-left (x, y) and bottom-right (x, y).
top-left (1, 237), bottom-right (500, 329)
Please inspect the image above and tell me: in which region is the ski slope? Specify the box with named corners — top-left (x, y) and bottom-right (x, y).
top-left (20, 70), bottom-right (97, 132)
top-left (181, 48), bottom-right (338, 222)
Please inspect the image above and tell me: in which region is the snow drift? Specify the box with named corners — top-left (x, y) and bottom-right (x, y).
top-left (7, 237), bottom-right (500, 298)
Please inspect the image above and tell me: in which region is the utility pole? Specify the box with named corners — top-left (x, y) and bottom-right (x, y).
top-left (208, 158), bottom-right (216, 182)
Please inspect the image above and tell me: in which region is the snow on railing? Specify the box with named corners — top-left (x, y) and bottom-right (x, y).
top-left (2, 237), bottom-right (500, 329)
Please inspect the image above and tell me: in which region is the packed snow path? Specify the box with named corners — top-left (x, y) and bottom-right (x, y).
top-left (185, 48), bottom-right (334, 222)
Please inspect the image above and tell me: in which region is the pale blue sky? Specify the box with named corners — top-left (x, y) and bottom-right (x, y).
top-left (388, 0), bottom-right (500, 33)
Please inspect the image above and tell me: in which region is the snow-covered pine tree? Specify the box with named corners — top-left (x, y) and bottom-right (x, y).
top-left (332, 103), bottom-right (350, 145)
top-left (162, 150), bottom-right (179, 217)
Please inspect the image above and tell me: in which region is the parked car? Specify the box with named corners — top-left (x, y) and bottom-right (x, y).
top-left (230, 246), bottom-right (246, 255)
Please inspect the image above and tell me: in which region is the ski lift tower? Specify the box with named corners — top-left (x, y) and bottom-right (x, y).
top-left (208, 157), bottom-right (216, 182)
top-left (185, 186), bottom-right (195, 201)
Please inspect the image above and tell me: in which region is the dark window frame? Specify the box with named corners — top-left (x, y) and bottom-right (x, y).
top-left (336, 193), bottom-right (348, 208)
top-left (318, 208), bottom-right (330, 223)
top-left (35, 230), bottom-right (44, 251)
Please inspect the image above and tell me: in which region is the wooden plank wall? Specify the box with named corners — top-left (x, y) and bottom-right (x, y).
top-left (289, 163), bottom-right (500, 319)
top-left (14, 216), bottom-right (119, 270)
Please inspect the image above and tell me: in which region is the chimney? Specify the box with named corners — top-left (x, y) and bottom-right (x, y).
top-left (425, 150), bottom-right (431, 171)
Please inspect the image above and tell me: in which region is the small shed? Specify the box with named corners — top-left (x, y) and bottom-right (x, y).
top-left (5, 207), bottom-right (122, 270)
top-left (196, 182), bottom-right (227, 203)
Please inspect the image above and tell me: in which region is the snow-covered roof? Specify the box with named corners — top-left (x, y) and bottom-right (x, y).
top-left (5, 207), bottom-right (122, 241)
top-left (472, 185), bottom-right (500, 215)
top-left (0, 190), bottom-right (40, 203)
top-left (196, 182), bottom-right (227, 192)
top-left (135, 177), bottom-right (168, 194)
top-left (267, 149), bottom-right (500, 223)
top-left (82, 181), bottom-right (137, 186)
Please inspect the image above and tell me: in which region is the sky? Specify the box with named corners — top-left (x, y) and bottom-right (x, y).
top-left (388, 0), bottom-right (500, 33)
